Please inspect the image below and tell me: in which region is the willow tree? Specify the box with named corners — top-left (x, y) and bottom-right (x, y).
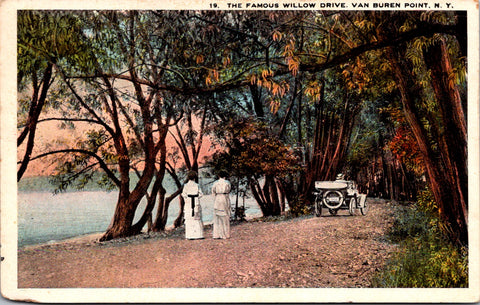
top-left (20, 10), bottom-right (296, 239)
top-left (17, 11), bottom-right (90, 181)
top-left (270, 11), bottom-right (468, 245)
top-left (19, 11), bottom-right (192, 240)
top-left (368, 11), bottom-right (468, 246)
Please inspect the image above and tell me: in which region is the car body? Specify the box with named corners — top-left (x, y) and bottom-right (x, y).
top-left (313, 180), bottom-right (368, 216)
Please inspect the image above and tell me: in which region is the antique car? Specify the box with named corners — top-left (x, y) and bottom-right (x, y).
top-left (313, 177), bottom-right (368, 216)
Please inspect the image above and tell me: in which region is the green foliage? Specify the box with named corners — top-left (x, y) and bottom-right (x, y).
top-left (372, 203), bottom-right (468, 287)
top-left (18, 175), bottom-right (56, 192)
top-left (386, 204), bottom-right (432, 243)
top-left (50, 155), bottom-right (97, 194)
top-left (286, 197), bottom-right (312, 217)
top-left (19, 171), bottom-right (121, 193)
top-left (96, 171), bottom-right (119, 191)
top-left (17, 11), bottom-right (93, 83)
top-left (347, 99), bottom-right (388, 168)
top-left (416, 185), bottom-right (438, 214)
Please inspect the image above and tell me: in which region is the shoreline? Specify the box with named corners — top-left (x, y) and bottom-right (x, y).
top-left (20, 232), bottom-right (105, 250)
top-left (18, 191), bottom-right (263, 249)
top-left (19, 215), bottom-right (267, 250)
top-left (19, 224), bottom-right (185, 250)
top-left (18, 199), bottom-right (399, 290)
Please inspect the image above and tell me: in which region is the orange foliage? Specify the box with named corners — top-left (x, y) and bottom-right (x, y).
top-left (382, 106), bottom-right (424, 173)
top-left (208, 119), bottom-right (300, 178)
top-left (388, 125), bottom-right (424, 174)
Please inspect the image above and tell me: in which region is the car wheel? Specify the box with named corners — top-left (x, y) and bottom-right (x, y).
top-left (360, 200), bottom-right (368, 215)
top-left (349, 196), bottom-right (356, 216)
top-left (315, 196), bottom-right (322, 217)
top-left (323, 190), bottom-right (344, 209)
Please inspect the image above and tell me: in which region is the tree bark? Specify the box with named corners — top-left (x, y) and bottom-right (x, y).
top-left (173, 196), bottom-right (185, 228)
top-left (387, 44), bottom-right (467, 246)
top-left (250, 84), bottom-right (264, 118)
top-left (249, 178), bottom-right (273, 216)
top-left (423, 38), bottom-right (468, 245)
top-left (17, 63), bottom-right (54, 181)
top-left (99, 13), bottom-right (159, 240)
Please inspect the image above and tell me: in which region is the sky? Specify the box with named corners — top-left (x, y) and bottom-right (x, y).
top-left (18, 113), bottom-right (216, 177)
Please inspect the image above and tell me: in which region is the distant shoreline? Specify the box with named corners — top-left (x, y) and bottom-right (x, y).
top-left (18, 190), bottom-right (262, 248)
top-left (19, 223), bottom-right (199, 250)
top-left (18, 217), bottom-right (265, 250)
top-left (21, 232), bottom-right (106, 250)
top-left (17, 172), bottom-right (214, 193)
top-left (18, 200), bottom-right (401, 292)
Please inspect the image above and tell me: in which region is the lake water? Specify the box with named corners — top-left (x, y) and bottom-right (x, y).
top-left (18, 191), bottom-right (261, 248)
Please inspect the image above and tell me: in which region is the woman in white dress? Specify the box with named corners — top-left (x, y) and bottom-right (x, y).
top-left (181, 171), bottom-right (204, 240)
top-left (211, 171), bottom-right (231, 239)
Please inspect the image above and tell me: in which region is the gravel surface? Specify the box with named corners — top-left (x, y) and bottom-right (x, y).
top-left (18, 198), bottom-right (397, 288)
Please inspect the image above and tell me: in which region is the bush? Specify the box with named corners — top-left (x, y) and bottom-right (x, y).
top-left (387, 204), bottom-right (431, 243)
top-left (416, 186), bottom-right (438, 215)
top-left (287, 197), bottom-right (312, 217)
top-left (372, 204), bottom-right (468, 288)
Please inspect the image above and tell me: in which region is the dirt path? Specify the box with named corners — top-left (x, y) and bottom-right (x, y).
top-left (18, 198), bottom-right (396, 288)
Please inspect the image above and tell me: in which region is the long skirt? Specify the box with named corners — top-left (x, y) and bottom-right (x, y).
top-left (184, 216), bottom-right (204, 239)
top-left (213, 212), bottom-right (230, 239)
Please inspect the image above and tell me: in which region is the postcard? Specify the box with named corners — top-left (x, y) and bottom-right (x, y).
top-left (1, 0), bottom-right (479, 302)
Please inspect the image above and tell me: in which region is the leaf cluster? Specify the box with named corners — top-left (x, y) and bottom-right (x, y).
top-left (207, 118), bottom-right (301, 180)
top-left (373, 201), bottom-right (468, 288)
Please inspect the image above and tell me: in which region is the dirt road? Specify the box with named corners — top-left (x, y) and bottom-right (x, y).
top-left (18, 198), bottom-right (396, 288)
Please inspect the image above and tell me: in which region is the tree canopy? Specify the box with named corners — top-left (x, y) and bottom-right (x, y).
top-left (17, 10), bottom-right (468, 246)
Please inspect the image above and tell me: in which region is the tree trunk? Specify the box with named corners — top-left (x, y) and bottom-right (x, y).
top-left (17, 63), bottom-right (54, 181)
top-left (130, 171), bottom-right (163, 234)
top-left (387, 44), bottom-right (467, 246)
top-left (153, 187), bottom-right (168, 231)
top-left (276, 179), bottom-right (286, 214)
top-left (173, 196), bottom-right (185, 228)
top-left (249, 179), bottom-right (268, 216)
top-left (149, 129), bottom-right (172, 232)
top-left (249, 177), bottom-right (283, 217)
top-left (266, 175), bottom-right (281, 216)
top-left (423, 39), bottom-right (468, 245)
top-left (100, 37), bottom-right (159, 241)
top-left (455, 11), bottom-right (467, 58)
top-left (250, 84), bottom-right (264, 118)
top-left (132, 127), bottom-right (169, 233)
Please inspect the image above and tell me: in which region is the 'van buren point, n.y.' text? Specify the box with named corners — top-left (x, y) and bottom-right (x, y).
top-left (220, 2), bottom-right (453, 9)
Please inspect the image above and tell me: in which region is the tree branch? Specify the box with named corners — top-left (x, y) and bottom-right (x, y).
top-left (299, 23), bottom-right (457, 72)
top-left (35, 117), bottom-right (104, 125)
top-left (27, 148), bottom-right (121, 187)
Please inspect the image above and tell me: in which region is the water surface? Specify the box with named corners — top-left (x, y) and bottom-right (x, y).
top-left (18, 191), bottom-right (260, 247)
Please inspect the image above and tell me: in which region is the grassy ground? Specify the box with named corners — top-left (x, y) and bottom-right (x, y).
top-left (371, 203), bottom-right (468, 288)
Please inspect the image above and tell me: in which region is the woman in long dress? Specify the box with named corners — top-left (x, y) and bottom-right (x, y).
top-left (211, 171), bottom-right (231, 239)
top-left (181, 171), bottom-right (204, 240)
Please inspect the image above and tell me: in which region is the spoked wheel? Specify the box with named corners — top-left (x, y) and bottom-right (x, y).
top-left (315, 196), bottom-right (322, 217)
top-left (328, 208), bottom-right (338, 216)
top-left (348, 196), bottom-right (356, 216)
top-left (360, 200), bottom-right (368, 215)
